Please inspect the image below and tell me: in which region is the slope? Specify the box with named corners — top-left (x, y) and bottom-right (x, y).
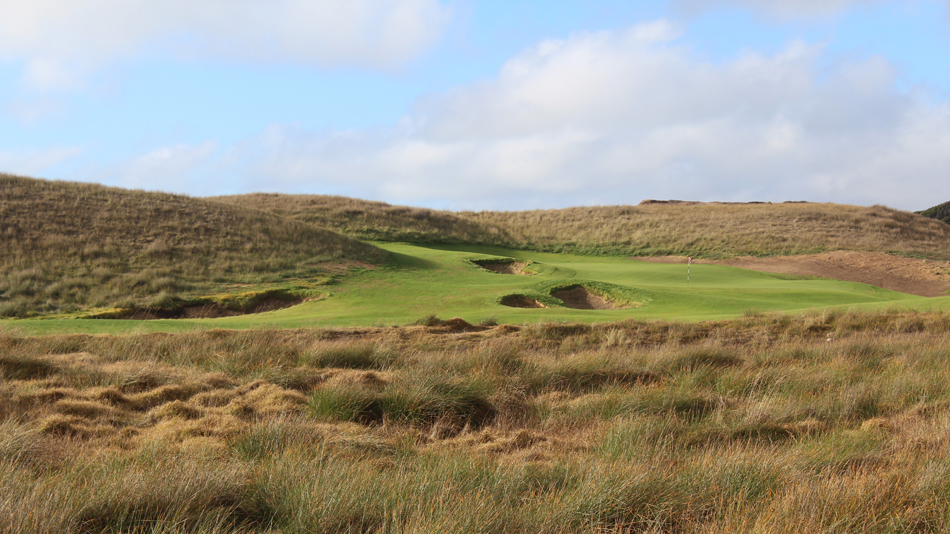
top-left (12, 242), bottom-right (949, 336)
top-left (0, 175), bottom-right (386, 317)
top-left (218, 195), bottom-right (950, 260)
top-left (213, 193), bottom-right (514, 245)
top-left (917, 200), bottom-right (950, 225)
top-left (464, 201), bottom-right (950, 258)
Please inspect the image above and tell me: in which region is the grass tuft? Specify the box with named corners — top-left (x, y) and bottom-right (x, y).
top-left (412, 314), bottom-right (446, 327)
top-left (4, 311), bottom-right (950, 531)
top-left (305, 341), bottom-right (397, 370)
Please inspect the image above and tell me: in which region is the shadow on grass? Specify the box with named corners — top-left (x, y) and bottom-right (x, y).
top-left (381, 251), bottom-right (439, 271)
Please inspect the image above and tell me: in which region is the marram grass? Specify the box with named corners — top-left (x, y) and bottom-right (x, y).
top-left (3, 309), bottom-right (950, 532)
top-left (219, 193), bottom-right (950, 260)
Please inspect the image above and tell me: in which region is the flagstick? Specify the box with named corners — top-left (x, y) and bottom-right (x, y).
top-left (687, 256), bottom-right (691, 287)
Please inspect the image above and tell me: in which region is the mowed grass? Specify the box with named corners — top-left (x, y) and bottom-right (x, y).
top-left (6, 243), bottom-right (948, 335)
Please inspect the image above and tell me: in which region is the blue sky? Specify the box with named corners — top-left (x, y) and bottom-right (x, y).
top-left (1, 0), bottom-right (948, 211)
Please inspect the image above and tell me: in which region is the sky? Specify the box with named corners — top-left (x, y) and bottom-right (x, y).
top-left (1, 0), bottom-right (949, 211)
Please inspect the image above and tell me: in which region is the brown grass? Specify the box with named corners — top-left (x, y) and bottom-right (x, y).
top-left (0, 175), bottom-right (386, 317)
top-left (212, 192), bottom-right (514, 245)
top-left (217, 194), bottom-right (950, 260)
top-left (465, 201), bottom-right (950, 259)
top-left (4, 310), bottom-right (950, 531)
top-left (7, 177), bottom-right (944, 317)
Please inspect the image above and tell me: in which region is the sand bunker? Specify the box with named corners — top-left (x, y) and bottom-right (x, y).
top-left (551, 287), bottom-right (619, 310)
top-left (475, 260), bottom-right (531, 275)
top-left (633, 251), bottom-right (950, 297)
top-left (500, 295), bottom-right (547, 309)
top-left (116, 297), bottom-right (303, 320)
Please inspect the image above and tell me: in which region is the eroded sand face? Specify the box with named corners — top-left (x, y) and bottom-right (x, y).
top-left (120, 297), bottom-right (303, 320)
top-left (477, 261), bottom-right (530, 275)
top-left (500, 295), bottom-right (547, 308)
top-left (551, 287), bottom-right (618, 310)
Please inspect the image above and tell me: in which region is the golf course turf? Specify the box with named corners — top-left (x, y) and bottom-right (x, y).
top-left (5, 243), bottom-right (948, 336)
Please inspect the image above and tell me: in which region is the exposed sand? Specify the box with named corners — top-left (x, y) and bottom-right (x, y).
top-left (120, 297), bottom-right (302, 320)
top-left (476, 261), bottom-right (530, 275)
top-left (633, 251), bottom-right (950, 297)
top-left (500, 295), bottom-right (547, 309)
top-left (551, 287), bottom-right (618, 310)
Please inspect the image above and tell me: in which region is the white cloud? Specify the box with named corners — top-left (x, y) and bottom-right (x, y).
top-left (92, 20), bottom-right (950, 211)
top-left (101, 141), bottom-right (220, 195)
top-left (413, 28), bottom-right (820, 141)
top-left (674, 0), bottom-right (888, 19)
top-left (676, 0), bottom-right (950, 21)
top-left (0, 0), bottom-right (451, 91)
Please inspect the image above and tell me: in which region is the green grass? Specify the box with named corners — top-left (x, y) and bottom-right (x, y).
top-left (5, 242), bottom-right (949, 335)
top-left (917, 200), bottom-right (950, 225)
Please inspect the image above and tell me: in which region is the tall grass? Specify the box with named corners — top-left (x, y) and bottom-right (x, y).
top-left (218, 194), bottom-right (950, 259)
top-left (213, 192), bottom-right (517, 245)
top-left (0, 175), bottom-right (386, 317)
top-left (3, 310), bottom-right (950, 531)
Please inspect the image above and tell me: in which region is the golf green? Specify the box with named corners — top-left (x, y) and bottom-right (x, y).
top-left (5, 243), bottom-right (949, 335)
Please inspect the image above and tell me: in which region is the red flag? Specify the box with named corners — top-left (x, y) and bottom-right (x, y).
top-left (688, 256), bottom-right (692, 265)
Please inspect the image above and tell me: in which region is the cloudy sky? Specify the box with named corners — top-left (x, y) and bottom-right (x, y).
top-left (1, 0), bottom-right (948, 210)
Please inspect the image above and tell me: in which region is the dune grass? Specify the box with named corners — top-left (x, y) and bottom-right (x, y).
top-left (5, 176), bottom-right (947, 328)
top-left (6, 177), bottom-right (950, 531)
top-left (4, 310), bottom-right (950, 532)
top-left (213, 192), bottom-right (514, 246)
top-left (0, 175), bottom-right (386, 318)
top-left (464, 201), bottom-right (950, 259)
top-left (917, 200), bottom-right (950, 225)
top-left (218, 194), bottom-right (950, 260)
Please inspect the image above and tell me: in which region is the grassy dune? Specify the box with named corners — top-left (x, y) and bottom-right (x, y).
top-left (4, 310), bottom-right (950, 532)
top-left (0, 175), bottom-right (386, 317)
top-left (5, 177), bottom-right (946, 324)
top-left (3, 175), bottom-right (948, 332)
top-left (218, 194), bottom-right (950, 259)
top-left (213, 192), bottom-right (515, 245)
top-left (918, 200), bottom-right (950, 225)
top-left (467, 201), bottom-right (950, 259)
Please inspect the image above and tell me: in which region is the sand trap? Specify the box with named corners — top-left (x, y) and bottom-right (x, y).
top-left (116, 297), bottom-right (303, 320)
top-left (551, 287), bottom-right (618, 310)
top-left (633, 251), bottom-right (950, 297)
top-left (500, 295), bottom-right (547, 308)
top-left (475, 260), bottom-right (530, 275)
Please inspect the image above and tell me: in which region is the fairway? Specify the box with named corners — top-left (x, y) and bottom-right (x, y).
top-left (6, 243), bottom-right (949, 336)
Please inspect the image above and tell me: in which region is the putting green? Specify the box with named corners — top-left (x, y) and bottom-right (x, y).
top-left (5, 243), bottom-right (949, 335)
